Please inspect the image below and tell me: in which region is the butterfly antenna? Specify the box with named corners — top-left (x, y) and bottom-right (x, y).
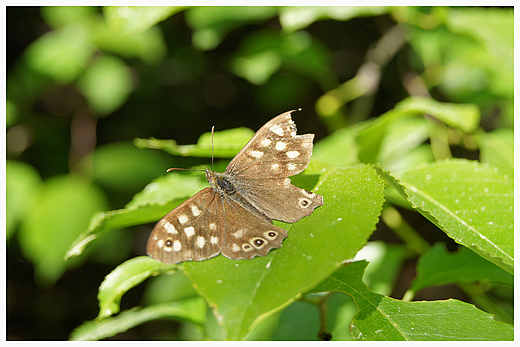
top-left (166, 167), bottom-right (205, 172)
top-left (211, 125), bottom-right (215, 170)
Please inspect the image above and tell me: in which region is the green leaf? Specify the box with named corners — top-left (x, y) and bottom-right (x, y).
top-left (409, 243), bottom-right (513, 296)
top-left (6, 160), bottom-right (42, 238)
top-left (66, 172), bottom-right (208, 260)
top-left (312, 261), bottom-right (513, 341)
top-left (355, 97), bottom-right (479, 164)
top-left (25, 23), bottom-right (94, 82)
top-left (312, 126), bottom-right (359, 167)
top-left (18, 175), bottom-right (108, 286)
top-left (88, 142), bottom-right (172, 193)
top-left (92, 19), bottom-right (167, 65)
top-left (231, 30), bottom-right (333, 86)
top-left (40, 6), bottom-right (97, 28)
top-left (445, 8), bottom-right (513, 72)
top-left (70, 297), bottom-right (206, 341)
top-left (185, 6), bottom-right (277, 50)
top-left (183, 164), bottom-right (384, 340)
top-left (103, 6), bottom-right (184, 35)
top-left (134, 126), bottom-right (255, 158)
top-left (77, 55), bottom-right (132, 116)
top-left (477, 128), bottom-right (513, 176)
top-left (280, 6), bottom-right (389, 32)
top-left (279, 6), bottom-right (390, 33)
top-left (382, 159), bottom-right (513, 273)
top-left (97, 256), bottom-right (178, 319)
top-left (395, 97), bottom-right (480, 133)
top-left (375, 117), bottom-right (433, 172)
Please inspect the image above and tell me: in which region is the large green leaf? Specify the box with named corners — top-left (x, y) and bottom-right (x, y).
top-left (311, 261), bottom-right (513, 341)
top-left (183, 164), bottom-right (385, 340)
top-left (381, 159), bottom-right (513, 273)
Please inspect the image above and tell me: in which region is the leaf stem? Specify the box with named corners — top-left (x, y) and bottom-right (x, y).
top-left (381, 206), bottom-right (430, 255)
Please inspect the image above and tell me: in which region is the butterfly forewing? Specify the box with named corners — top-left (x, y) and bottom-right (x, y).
top-left (147, 188), bottom-right (222, 263)
top-left (224, 110), bottom-right (323, 222)
top-left (226, 110), bottom-right (314, 179)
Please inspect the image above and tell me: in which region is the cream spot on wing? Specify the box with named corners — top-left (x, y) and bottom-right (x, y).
top-left (232, 243), bottom-right (240, 252)
top-left (190, 205), bottom-right (201, 217)
top-left (270, 124), bottom-right (284, 136)
top-left (286, 150), bottom-right (300, 158)
top-left (287, 163), bottom-right (298, 171)
top-left (196, 236), bottom-right (205, 248)
top-left (260, 138), bottom-right (272, 147)
top-left (231, 229), bottom-right (243, 238)
top-left (178, 214), bottom-right (188, 224)
top-left (157, 239), bottom-right (164, 248)
top-left (173, 240), bottom-right (182, 252)
top-left (275, 141), bottom-right (286, 151)
top-left (163, 221), bottom-right (178, 234)
top-left (184, 226), bottom-right (195, 237)
top-left (271, 163), bottom-right (280, 171)
top-left (209, 222), bottom-right (216, 230)
top-left (210, 236), bottom-right (219, 244)
top-left (249, 150), bottom-right (264, 159)
top-left (284, 178), bottom-right (291, 186)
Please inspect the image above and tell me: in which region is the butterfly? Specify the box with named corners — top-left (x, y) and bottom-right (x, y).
top-left (147, 110), bottom-right (324, 263)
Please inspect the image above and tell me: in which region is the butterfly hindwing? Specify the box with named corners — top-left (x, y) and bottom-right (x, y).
top-left (217, 195), bottom-right (287, 260)
top-left (230, 177), bottom-right (324, 223)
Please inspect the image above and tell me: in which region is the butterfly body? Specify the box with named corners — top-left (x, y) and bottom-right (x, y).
top-left (147, 110), bottom-right (324, 263)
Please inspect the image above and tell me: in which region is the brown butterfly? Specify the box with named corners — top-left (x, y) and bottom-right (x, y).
top-left (147, 110), bottom-right (324, 263)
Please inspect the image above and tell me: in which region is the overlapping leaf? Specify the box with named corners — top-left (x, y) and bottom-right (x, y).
top-left (311, 261), bottom-right (513, 341)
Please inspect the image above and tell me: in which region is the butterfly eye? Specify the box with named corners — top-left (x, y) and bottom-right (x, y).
top-left (299, 198), bottom-right (311, 208)
top-left (264, 231), bottom-right (278, 240)
top-left (242, 244), bottom-right (253, 252)
top-left (252, 238), bottom-right (267, 248)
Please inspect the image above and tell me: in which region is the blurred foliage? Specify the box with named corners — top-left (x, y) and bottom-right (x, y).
top-left (6, 6), bottom-right (512, 341)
